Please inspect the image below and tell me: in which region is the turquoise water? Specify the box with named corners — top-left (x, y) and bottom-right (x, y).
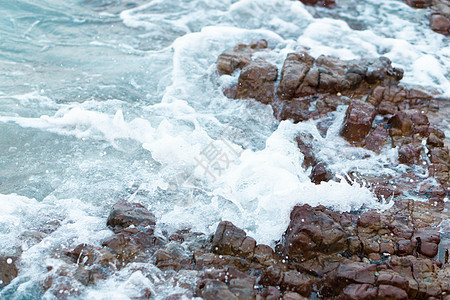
top-left (0, 0), bottom-right (449, 298)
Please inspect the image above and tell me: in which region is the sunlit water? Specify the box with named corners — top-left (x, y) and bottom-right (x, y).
top-left (0, 0), bottom-right (449, 298)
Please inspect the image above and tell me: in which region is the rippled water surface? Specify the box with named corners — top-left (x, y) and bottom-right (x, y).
top-left (0, 0), bottom-right (449, 298)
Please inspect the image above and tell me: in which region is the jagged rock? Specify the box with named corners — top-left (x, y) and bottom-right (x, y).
top-left (398, 143), bottom-right (422, 164)
top-left (364, 123), bottom-right (390, 153)
top-left (236, 59), bottom-right (278, 104)
top-left (277, 52), bottom-right (315, 100)
top-left (216, 40), bottom-right (268, 75)
top-left (309, 162), bottom-right (333, 184)
top-left (106, 200), bottom-right (156, 234)
top-left (299, 0), bottom-right (335, 8)
top-left (340, 100), bottom-right (376, 144)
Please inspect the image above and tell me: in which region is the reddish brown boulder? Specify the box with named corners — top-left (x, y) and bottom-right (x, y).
top-left (299, 0), bottom-right (335, 7)
top-left (388, 112), bottom-right (413, 137)
top-left (216, 40), bottom-right (268, 75)
top-left (364, 123), bottom-right (390, 153)
top-left (398, 144), bottom-right (422, 164)
top-left (340, 284), bottom-right (378, 299)
top-left (106, 200), bottom-right (156, 234)
top-left (309, 162), bottom-right (333, 184)
top-left (282, 204), bottom-right (347, 261)
top-left (430, 13), bottom-right (450, 35)
top-left (377, 284), bottom-right (409, 299)
top-left (340, 100), bottom-right (376, 144)
top-left (277, 53), bottom-right (315, 100)
top-left (404, 0), bottom-right (432, 8)
top-left (236, 59), bottom-right (278, 104)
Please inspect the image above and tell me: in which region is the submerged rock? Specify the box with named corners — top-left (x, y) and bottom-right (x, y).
top-left (0, 255), bottom-right (19, 288)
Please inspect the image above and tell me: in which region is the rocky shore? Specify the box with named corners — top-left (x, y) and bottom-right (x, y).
top-left (2, 198), bottom-right (447, 299)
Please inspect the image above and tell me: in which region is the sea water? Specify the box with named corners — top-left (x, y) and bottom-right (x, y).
top-left (0, 0), bottom-right (449, 298)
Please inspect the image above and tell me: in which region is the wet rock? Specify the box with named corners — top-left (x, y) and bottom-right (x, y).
top-left (388, 112), bottom-right (413, 137)
top-left (398, 143), bottom-right (422, 165)
top-left (299, 0), bottom-right (335, 8)
top-left (211, 221), bottom-right (247, 256)
top-left (295, 134), bottom-right (316, 169)
top-left (404, 0), bottom-right (433, 8)
top-left (65, 243), bottom-right (118, 268)
top-left (340, 100), bottom-right (376, 144)
top-left (277, 52), bottom-right (315, 100)
top-left (101, 228), bottom-right (161, 264)
top-left (106, 200), bottom-right (156, 234)
top-left (0, 255), bottom-right (19, 288)
top-left (216, 40), bottom-right (268, 75)
top-left (155, 242), bottom-right (193, 270)
top-left (309, 162), bottom-right (333, 184)
top-left (282, 291), bottom-right (308, 300)
top-left (377, 284), bottom-right (409, 299)
top-left (282, 204), bottom-right (347, 261)
top-left (197, 279), bottom-right (238, 300)
top-left (414, 228), bottom-right (440, 258)
top-left (340, 284), bottom-right (378, 299)
top-left (430, 13), bottom-right (450, 35)
top-left (364, 123), bottom-right (390, 153)
top-left (281, 270), bottom-right (314, 296)
top-left (236, 59), bottom-right (278, 104)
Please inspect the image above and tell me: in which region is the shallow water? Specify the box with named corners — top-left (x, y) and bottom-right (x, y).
top-left (0, 0), bottom-right (449, 298)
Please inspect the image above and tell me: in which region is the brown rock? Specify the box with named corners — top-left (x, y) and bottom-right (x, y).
top-left (430, 13), bottom-right (450, 36)
top-left (299, 0), bottom-right (335, 8)
top-left (340, 100), bottom-right (376, 144)
top-left (106, 200), bottom-right (156, 234)
top-left (364, 123), bottom-right (390, 153)
top-left (212, 221), bottom-right (247, 256)
top-left (341, 284), bottom-right (378, 299)
top-left (398, 144), bottom-right (422, 165)
top-left (310, 162), bottom-right (333, 184)
top-left (277, 53), bottom-right (315, 100)
top-left (388, 112), bottom-right (413, 137)
top-left (281, 270), bottom-right (313, 296)
top-left (377, 284), bottom-right (408, 299)
top-left (404, 0), bottom-right (432, 8)
top-left (0, 255), bottom-right (18, 288)
top-left (237, 59), bottom-right (278, 104)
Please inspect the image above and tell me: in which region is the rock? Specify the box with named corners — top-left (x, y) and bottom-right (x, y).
top-left (430, 13), bottom-right (450, 35)
top-left (281, 270), bottom-right (314, 296)
top-left (101, 228), bottom-right (161, 263)
top-left (299, 0), bottom-right (335, 8)
top-left (364, 123), bottom-right (390, 153)
top-left (277, 52), bottom-right (315, 100)
top-left (309, 162), bottom-right (333, 184)
top-left (65, 243), bottom-right (117, 267)
top-left (295, 133), bottom-right (317, 168)
top-left (340, 284), bottom-right (378, 299)
top-left (216, 40), bottom-right (268, 75)
top-left (211, 221), bottom-right (247, 256)
top-left (0, 255), bottom-right (18, 288)
top-left (236, 59), bottom-right (278, 104)
top-left (414, 228), bottom-right (440, 258)
top-left (340, 100), bottom-right (376, 144)
top-left (377, 284), bottom-right (409, 299)
top-left (282, 204), bottom-right (347, 261)
top-left (398, 144), bottom-right (422, 165)
top-left (106, 200), bottom-right (156, 234)
top-left (282, 291), bottom-right (308, 300)
top-left (404, 0), bottom-right (432, 8)
top-left (197, 279), bottom-right (238, 300)
top-left (388, 112), bottom-right (413, 137)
